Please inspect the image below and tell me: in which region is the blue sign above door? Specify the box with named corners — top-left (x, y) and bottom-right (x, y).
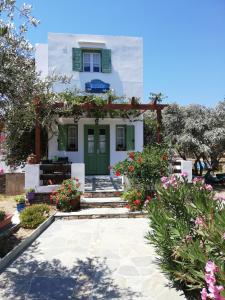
top-left (85, 79), bottom-right (110, 93)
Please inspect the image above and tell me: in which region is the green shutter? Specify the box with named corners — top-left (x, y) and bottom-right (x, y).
top-left (101, 49), bottom-right (111, 73)
top-left (72, 48), bottom-right (83, 71)
top-left (126, 125), bottom-right (135, 151)
top-left (58, 125), bottom-right (68, 151)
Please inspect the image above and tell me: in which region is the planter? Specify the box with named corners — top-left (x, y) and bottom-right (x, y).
top-left (70, 196), bottom-right (81, 211)
top-left (0, 214), bottom-right (13, 230)
top-left (26, 192), bottom-right (35, 202)
top-left (56, 196), bottom-right (80, 212)
top-left (17, 203), bottom-right (25, 212)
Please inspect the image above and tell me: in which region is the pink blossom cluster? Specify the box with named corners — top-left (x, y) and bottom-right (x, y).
top-left (201, 261), bottom-right (225, 300)
top-left (200, 184), bottom-right (213, 192)
top-left (0, 167), bottom-right (4, 175)
top-left (193, 177), bottom-right (204, 184)
top-left (161, 175), bottom-right (178, 189)
top-left (195, 216), bottom-right (205, 226)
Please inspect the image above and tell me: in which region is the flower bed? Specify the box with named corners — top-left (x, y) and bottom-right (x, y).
top-left (146, 174), bottom-right (225, 300)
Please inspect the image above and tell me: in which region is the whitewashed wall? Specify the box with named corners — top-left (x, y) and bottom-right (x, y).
top-left (36, 33), bottom-right (143, 99)
top-left (48, 117), bottom-right (143, 172)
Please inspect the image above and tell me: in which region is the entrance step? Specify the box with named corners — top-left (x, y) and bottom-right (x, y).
top-left (83, 191), bottom-right (123, 198)
top-left (81, 197), bottom-right (126, 208)
top-left (55, 208), bottom-right (147, 220)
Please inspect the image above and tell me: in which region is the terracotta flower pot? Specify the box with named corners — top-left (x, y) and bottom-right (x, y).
top-left (70, 196), bottom-right (81, 211)
top-left (0, 214), bottom-right (13, 230)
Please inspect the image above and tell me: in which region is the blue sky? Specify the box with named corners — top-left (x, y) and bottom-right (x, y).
top-left (17, 0), bottom-right (225, 106)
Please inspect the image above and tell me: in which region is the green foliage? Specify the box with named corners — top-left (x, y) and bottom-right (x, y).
top-left (113, 145), bottom-right (169, 191)
top-left (20, 204), bottom-right (50, 229)
top-left (50, 178), bottom-right (81, 212)
top-left (0, 210), bottom-right (6, 221)
top-left (146, 176), bottom-right (225, 299)
top-left (15, 195), bottom-right (26, 204)
top-left (25, 188), bottom-right (35, 193)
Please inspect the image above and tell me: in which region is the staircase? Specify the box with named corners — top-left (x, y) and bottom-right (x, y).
top-left (55, 176), bottom-right (147, 220)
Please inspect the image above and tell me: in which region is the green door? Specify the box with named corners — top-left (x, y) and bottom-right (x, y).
top-left (84, 125), bottom-right (110, 175)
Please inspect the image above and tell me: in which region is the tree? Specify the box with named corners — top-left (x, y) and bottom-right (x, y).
top-left (145, 101), bottom-right (225, 174)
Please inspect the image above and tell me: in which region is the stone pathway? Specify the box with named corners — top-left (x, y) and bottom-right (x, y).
top-left (0, 218), bottom-right (185, 300)
top-left (85, 176), bottom-right (123, 192)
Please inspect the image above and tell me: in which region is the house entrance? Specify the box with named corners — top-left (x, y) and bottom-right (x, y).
top-left (84, 125), bottom-right (110, 175)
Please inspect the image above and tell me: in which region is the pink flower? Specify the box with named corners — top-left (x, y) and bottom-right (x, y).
top-left (181, 171), bottom-right (188, 177)
top-left (195, 217), bottom-right (204, 226)
top-left (205, 273), bottom-right (216, 285)
top-left (205, 261), bottom-right (219, 274)
top-left (208, 285), bottom-right (225, 300)
top-left (201, 287), bottom-right (208, 300)
top-left (0, 167), bottom-right (4, 175)
top-left (204, 184), bottom-right (213, 191)
top-left (161, 176), bottom-right (168, 183)
top-left (193, 177), bottom-right (204, 184)
top-left (223, 233), bottom-right (225, 240)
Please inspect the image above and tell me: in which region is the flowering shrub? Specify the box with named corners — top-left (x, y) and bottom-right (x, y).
top-left (122, 188), bottom-right (154, 211)
top-left (50, 178), bottom-right (81, 212)
top-left (201, 261), bottom-right (225, 300)
top-left (146, 175), bottom-right (225, 299)
top-left (113, 145), bottom-right (169, 191)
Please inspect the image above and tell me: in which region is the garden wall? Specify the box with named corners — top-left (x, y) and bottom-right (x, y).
top-left (0, 173), bottom-right (25, 195)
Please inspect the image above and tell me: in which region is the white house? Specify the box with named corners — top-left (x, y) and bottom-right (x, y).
top-left (35, 33), bottom-right (144, 176)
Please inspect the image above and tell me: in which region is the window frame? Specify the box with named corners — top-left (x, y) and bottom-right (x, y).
top-left (82, 51), bottom-right (101, 73)
top-left (116, 125), bottom-right (126, 151)
top-left (67, 125), bottom-right (78, 152)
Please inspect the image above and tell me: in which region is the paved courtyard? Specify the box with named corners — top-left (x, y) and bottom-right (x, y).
top-left (0, 218), bottom-right (185, 300)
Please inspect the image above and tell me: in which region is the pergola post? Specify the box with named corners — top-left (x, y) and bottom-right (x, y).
top-left (34, 97), bottom-right (41, 163)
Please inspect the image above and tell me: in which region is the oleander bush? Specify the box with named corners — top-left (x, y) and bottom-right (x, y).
top-left (20, 204), bottom-right (50, 229)
top-left (146, 175), bottom-right (225, 300)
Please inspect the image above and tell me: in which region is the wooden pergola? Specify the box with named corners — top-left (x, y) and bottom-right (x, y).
top-left (34, 99), bottom-right (168, 163)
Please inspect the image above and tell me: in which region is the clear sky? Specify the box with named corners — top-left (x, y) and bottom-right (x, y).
top-left (17, 0), bottom-right (225, 106)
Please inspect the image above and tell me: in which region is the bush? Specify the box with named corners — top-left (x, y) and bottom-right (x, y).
top-left (20, 204), bottom-right (50, 229)
top-left (15, 195), bottom-right (26, 204)
top-left (122, 188), bottom-right (153, 211)
top-left (113, 145), bottom-right (169, 191)
top-left (50, 178), bottom-right (81, 212)
top-left (0, 210), bottom-right (5, 221)
top-left (146, 175), bottom-right (225, 299)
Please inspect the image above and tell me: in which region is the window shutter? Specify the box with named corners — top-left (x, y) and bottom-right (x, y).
top-left (101, 49), bottom-right (111, 73)
top-left (126, 125), bottom-right (135, 151)
top-left (72, 48), bottom-right (83, 71)
top-left (58, 125), bottom-right (68, 151)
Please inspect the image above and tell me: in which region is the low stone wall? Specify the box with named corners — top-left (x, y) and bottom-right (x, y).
top-left (32, 193), bottom-right (51, 204)
top-left (0, 173), bottom-right (25, 195)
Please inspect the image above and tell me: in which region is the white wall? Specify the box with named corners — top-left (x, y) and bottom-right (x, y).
top-left (48, 117), bottom-right (143, 172)
top-left (36, 33), bottom-right (143, 99)
top-left (35, 43), bottom-right (48, 79)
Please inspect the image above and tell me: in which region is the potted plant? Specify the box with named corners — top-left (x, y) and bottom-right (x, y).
top-left (50, 178), bottom-right (82, 212)
top-left (15, 195), bottom-right (26, 212)
top-left (0, 210), bottom-right (13, 230)
top-left (26, 188), bottom-right (36, 203)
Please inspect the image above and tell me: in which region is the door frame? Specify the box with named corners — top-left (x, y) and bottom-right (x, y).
top-left (84, 124), bottom-right (110, 175)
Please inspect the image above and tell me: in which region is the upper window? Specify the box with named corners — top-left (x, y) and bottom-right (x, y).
top-left (83, 52), bottom-right (101, 72)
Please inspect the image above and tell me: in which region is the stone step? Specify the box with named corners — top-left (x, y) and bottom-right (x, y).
top-left (55, 208), bottom-right (147, 220)
top-left (83, 190), bottom-right (123, 198)
top-left (80, 197), bottom-right (126, 208)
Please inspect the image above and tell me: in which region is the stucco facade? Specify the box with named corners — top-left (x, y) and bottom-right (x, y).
top-left (35, 33), bottom-right (144, 175)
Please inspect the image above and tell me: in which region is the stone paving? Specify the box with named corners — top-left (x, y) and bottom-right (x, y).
top-left (0, 218), bottom-right (185, 300)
